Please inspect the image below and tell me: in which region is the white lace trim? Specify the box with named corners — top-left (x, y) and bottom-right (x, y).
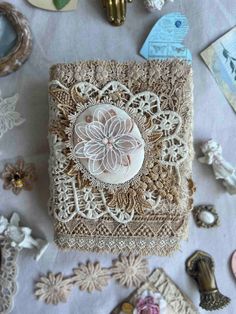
top-left (0, 237), bottom-right (19, 314)
top-left (55, 235), bottom-right (180, 256)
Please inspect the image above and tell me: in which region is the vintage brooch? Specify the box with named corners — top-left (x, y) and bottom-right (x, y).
top-left (0, 159), bottom-right (37, 195)
top-left (186, 250), bottom-right (230, 311)
top-left (192, 205), bottom-right (219, 229)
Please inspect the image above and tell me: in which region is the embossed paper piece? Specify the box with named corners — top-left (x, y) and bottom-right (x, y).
top-left (48, 60), bottom-right (194, 256)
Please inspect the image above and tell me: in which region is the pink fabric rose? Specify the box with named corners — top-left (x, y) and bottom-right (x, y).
top-left (136, 296), bottom-right (160, 314)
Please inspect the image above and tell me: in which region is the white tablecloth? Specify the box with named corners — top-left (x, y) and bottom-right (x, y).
top-left (0, 0), bottom-right (236, 313)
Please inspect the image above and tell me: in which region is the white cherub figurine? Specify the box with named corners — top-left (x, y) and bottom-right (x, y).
top-left (0, 212), bottom-right (48, 261)
top-left (198, 139), bottom-right (236, 195)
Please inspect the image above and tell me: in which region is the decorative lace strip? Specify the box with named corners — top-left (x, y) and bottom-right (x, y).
top-left (35, 254), bottom-right (150, 305)
top-left (0, 237), bottom-right (18, 314)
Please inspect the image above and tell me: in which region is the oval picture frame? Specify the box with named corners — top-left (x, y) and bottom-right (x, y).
top-left (0, 2), bottom-right (32, 76)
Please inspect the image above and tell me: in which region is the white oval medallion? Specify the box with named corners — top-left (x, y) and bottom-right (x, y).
top-left (199, 210), bottom-right (215, 225)
top-left (73, 104), bottom-right (145, 185)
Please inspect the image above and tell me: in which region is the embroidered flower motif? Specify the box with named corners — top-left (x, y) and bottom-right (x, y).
top-left (35, 273), bottom-right (73, 305)
top-left (74, 108), bottom-right (143, 175)
top-left (73, 262), bottom-right (111, 292)
top-left (0, 90), bottom-right (25, 139)
top-left (0, 159), bottom-right (37, 195)
top-left (111, 254), bottom-right (149, 288)
top-left (133, 290), bottom-right (167, 314)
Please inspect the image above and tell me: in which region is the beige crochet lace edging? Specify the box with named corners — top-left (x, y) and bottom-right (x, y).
top-left (35, 255), bottom-right (150, 304)
top-left (48, 60), bottom-right (194, 256)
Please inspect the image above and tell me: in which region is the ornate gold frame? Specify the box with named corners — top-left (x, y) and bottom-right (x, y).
top-left (0, 2), bottom-right (32, 76)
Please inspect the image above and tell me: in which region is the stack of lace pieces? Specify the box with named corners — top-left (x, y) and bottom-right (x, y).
top-left (48, 60), bottom-right (194, 256)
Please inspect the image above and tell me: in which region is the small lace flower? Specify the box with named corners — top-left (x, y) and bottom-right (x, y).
top-left (74, 108), bottom-right (142, 175)
top-left (72, 262), bottom-right (111, 293)
top-left (111, 254), bottom-right (149, 288)
top-left (35, 273), bottom-right (73, 305)
top-left (0, 90), bottom-right (25, 139)
top-left (0, 159), bottom-right (37, 195)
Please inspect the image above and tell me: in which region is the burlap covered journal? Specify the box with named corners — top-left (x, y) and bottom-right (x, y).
top-left (48, 60), bottom-right (194, 256)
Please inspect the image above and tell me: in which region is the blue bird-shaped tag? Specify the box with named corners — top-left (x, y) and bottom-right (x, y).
top-left (140, 12), bottom-right (192, 63)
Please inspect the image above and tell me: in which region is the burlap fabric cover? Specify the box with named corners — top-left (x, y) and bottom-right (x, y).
top-left (48, 60), bottom-right (194, 256)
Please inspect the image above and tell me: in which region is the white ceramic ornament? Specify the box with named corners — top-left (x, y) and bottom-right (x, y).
top-left (231, 251), bottom-right (236, 280)
top-left (198, 139), bottom-right (236, 195)
top-left (144, 0), bottom-right (173, 11)
top-left (0, 212), bottom-right (48, 260)
top-left (27, 0), bottom-right (78, 11)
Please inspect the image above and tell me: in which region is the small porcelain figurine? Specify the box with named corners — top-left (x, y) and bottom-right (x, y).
top-left (198, 139), bottom-right (236, 195)
top-left (0, 212), bottom-right (48, 261)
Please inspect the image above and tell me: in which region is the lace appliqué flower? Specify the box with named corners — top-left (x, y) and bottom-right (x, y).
top-left (0, 91), bottom-right (25, 139)
top-left (111, 254), bottom-right (149, 288)
top-left (74, 108), bottom-right (142, 175)
top-left (35, 273), bottom-right (73, 305)
top-left (0, 159), bottom-right (37, 195)
top-left (72, 262), bottom-right (111, 293)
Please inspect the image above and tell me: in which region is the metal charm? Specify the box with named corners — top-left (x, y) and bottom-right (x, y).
top-left (186, 250), bottom-right (230, 311)
top-left (193, 205), bottom-right (219, 229)
top-left (102, 0), bottom-right (133, 26)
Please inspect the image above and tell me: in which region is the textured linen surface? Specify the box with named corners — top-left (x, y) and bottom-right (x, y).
top-left (0, 0), bottom-right (235, 313)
